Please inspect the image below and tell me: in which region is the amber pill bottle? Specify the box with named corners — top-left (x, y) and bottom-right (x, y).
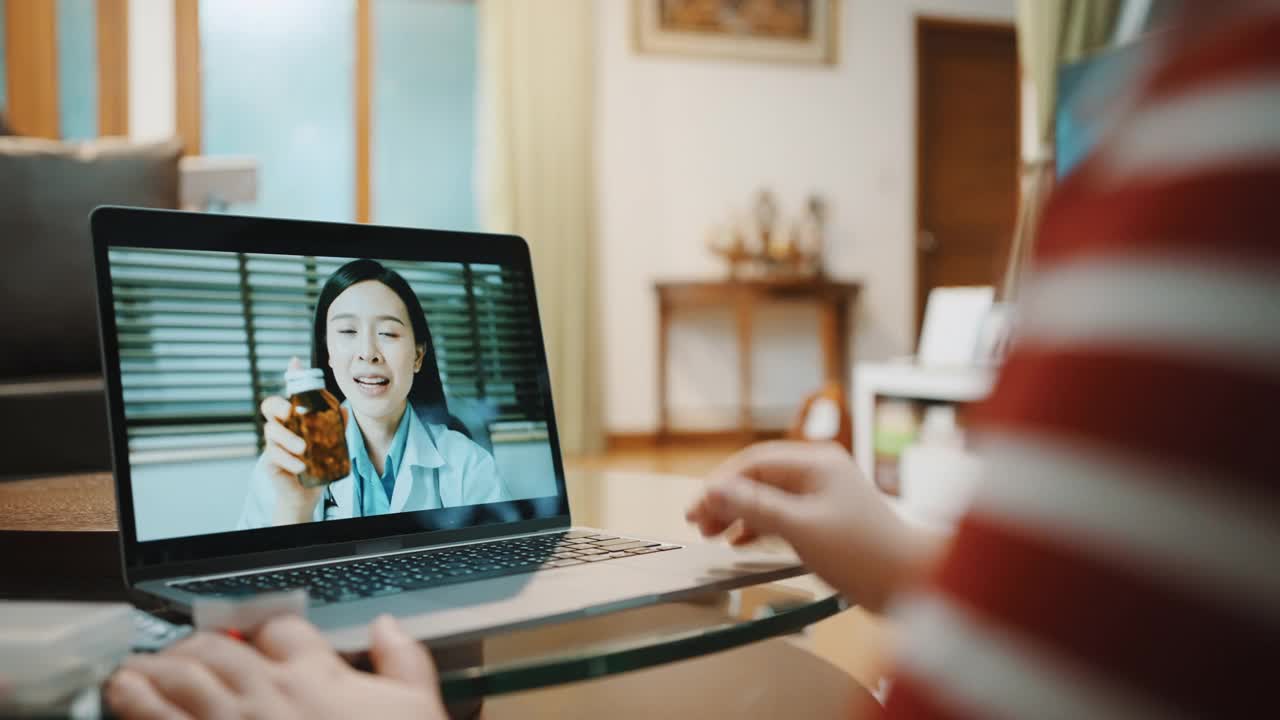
top-left (283, 367), bottom-right (351, 487)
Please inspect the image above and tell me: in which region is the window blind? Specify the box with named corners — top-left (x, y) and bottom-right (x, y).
top-left (109, 249), bottom-right (544, 463)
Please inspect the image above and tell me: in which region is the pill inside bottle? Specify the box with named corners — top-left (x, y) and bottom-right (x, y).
top-left (282, 367), bottom-right (351, 487)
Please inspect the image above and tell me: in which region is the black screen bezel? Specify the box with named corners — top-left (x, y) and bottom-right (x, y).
top-left (91, 207), bottom-right (571, 583)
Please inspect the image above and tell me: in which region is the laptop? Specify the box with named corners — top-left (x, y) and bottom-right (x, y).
top-left (91, 207), bottom-right (802, 652)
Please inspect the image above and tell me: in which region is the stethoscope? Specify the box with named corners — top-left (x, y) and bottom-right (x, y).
top-left (322, 467), bottom-right (442, 517)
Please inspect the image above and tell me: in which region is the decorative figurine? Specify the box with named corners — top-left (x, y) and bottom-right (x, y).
top-left (709, 189), bottom-right (827, 279)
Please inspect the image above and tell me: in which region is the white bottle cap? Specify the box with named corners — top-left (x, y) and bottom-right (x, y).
top-left (285, 367), bottom-right (326, 396)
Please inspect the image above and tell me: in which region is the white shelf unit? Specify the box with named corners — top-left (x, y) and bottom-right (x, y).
top-left (852, 362), bottom-right (995, 487)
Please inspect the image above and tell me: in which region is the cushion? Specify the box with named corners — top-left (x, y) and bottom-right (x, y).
top-left (0, 137), bottom-right (182, 377)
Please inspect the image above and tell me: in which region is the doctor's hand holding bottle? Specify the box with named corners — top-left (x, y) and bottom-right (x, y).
top-left (254, 357), bottom-right (351, 526)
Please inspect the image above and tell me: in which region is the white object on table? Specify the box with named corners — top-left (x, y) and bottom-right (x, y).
top-left (917, 286), bottom-right (995, 367)
top-left (0, 602), bottom-right (132, 715)
top-left (193, 589), bottom-right (308, 634)
top-left (899, 442), bottom-right (985, 526)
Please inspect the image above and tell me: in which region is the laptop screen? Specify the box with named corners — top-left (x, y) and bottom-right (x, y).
top-left (106, 246), bottom-right (562, 543)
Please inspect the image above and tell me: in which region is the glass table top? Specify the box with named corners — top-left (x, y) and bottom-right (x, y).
top-left (432, 578), bottom-right (846, 702)
top-left (427, 468), bottom-right (848, 702)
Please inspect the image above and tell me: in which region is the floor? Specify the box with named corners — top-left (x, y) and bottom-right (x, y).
top-left (562, 442), bottom-right (893, 696)
top-left (564, 442), bottom-right (736, 477)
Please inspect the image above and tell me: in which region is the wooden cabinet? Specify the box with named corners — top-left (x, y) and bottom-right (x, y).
top-left (655, 278), bottom-right (860, 439)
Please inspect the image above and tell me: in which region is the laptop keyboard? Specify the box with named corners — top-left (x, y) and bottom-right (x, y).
top-left (173, 531), bottom-right (680, 607)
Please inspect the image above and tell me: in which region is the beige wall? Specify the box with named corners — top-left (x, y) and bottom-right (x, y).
top-left (123, 0), bottom-right (1020, 435)
top-left (596, 0), bottom-right (1017, 433)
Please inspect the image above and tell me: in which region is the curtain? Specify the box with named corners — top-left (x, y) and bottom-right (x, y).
top-left (1019, 0), bottom-right (1122, 154)
top-left (479, 0), bottom-right (603, 455)
top-left (1004, 0), bottom-right (1122, 299)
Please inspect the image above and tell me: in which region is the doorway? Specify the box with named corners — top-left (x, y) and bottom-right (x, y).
top-left (915, 18), bottom-right (1019, 334)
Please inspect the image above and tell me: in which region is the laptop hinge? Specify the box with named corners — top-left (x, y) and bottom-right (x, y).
top-left (354, 539), bottom-right (403, 557)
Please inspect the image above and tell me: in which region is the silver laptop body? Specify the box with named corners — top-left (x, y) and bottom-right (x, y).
top-left (91, 207), bottom-right (802, 652)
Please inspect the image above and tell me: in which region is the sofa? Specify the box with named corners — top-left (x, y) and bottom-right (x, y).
top-left (0, 137), bottom-right (183, 478)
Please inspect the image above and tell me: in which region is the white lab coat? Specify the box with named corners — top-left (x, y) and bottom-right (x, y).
top-left (237, 406), bottom-right (506, 529)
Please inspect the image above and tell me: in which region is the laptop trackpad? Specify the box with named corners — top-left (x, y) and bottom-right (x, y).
top-left (318, 562), bottom-right (667, 652)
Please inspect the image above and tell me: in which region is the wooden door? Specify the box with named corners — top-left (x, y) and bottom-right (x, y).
top-left (915, 18), bottom-right (1019, 333)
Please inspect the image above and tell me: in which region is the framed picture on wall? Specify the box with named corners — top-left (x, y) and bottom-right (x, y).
top-left (634, 0), bottom-right (839, 65)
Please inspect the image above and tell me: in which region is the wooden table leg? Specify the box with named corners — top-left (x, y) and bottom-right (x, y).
top-left (836, 298), bottom-right (851, 386)
top-left (657, 296), bottom-right (671, 442)
top-left (736, 294), bottom-right (754, 437)
top-left (819, 299), bottom-right (843, 385)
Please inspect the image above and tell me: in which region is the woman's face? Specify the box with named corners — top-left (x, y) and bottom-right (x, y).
top-left (325, 280), bottom-right (424, 423)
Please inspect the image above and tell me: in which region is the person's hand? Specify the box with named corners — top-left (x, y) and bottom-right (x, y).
top-left (104, 614), bottom-right (448, 720)
top-left (686, 441), bottom-right (942, 611)
top-left (255, 358), bottom-right (345, 525)
top-left (256, 390), bottom-right (323, 526)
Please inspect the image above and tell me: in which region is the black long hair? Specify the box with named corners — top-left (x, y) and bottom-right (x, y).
top-left (311, 259), bottom-right (461, 431)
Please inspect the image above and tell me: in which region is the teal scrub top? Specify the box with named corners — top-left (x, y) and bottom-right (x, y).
top-left (350, 405), bottom-right (412, 517)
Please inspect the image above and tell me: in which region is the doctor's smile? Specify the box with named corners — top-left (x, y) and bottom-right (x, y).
top-left (352, 374), bottom-right (392, 396)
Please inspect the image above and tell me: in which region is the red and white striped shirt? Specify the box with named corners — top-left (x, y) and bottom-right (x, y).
top-left (882, 7), bottom-right (1279, 719)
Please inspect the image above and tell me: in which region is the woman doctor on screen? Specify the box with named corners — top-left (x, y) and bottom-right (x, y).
top-left (238, 259), bottom-right (506, 528)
